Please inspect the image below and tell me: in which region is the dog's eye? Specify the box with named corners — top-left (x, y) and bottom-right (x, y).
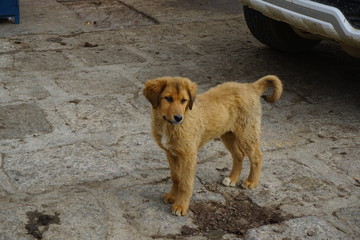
top-left (180, 99), bottom-right (187, 104)
top-left (164, 97), bottom-right (173, 102)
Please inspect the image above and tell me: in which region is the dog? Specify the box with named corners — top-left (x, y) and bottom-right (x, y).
top-left (143, 75), bottom-right (283, 216)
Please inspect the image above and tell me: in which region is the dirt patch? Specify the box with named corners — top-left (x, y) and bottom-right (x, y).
top-left (152, 192), bottom-right (291, 239)
top-left (25, 211), bottom-right (61, 239)
top-left (189, 193), bottom-right (289, 238)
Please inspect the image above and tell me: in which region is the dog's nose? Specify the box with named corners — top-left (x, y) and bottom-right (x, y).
top-left (174, 115), bottom-right (183, 123)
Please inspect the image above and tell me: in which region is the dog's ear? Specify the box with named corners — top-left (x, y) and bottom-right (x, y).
top-left (143, 78), bottom-right (167, 108)
top-left (186, 81), bottom-right (197, 110)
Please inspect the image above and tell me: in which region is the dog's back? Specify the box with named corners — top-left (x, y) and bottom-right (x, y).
top-left (192, 76), bottom-right (282, 143)
top-left (197, 75), bottom-right (282, 106)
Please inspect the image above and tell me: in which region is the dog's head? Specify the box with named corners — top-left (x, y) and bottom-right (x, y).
top-left (143, 77), bottom-right (197, 125)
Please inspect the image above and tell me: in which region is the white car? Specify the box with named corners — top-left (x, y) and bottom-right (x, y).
top-left (239, 0), bottom-right (360, 57)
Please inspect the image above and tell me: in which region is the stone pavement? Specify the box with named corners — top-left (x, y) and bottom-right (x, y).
top-left (0, 0), bottom-right (359, 239)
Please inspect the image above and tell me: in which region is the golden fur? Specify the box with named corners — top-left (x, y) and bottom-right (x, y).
top-left (143, 75), bottom-right (283, 216)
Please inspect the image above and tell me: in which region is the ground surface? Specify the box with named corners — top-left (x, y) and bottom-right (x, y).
top-left (0, 0), bottom-right (359, 239)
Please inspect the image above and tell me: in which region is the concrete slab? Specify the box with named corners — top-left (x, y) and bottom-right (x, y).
top-left (246, 216), bottom-right (351, 240)
top-left (0, 104), bottom-right (52, 139)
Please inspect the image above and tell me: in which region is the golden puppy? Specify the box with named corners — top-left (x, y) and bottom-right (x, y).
top-left (143, 75), bottom-right (283, 216)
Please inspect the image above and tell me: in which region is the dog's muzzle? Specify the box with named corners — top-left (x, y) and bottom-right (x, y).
top-left (163, 115), bottom-right (183, 124)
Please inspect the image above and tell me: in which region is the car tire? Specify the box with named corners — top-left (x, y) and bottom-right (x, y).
top-left (243, 6), bottom-right (320, 52)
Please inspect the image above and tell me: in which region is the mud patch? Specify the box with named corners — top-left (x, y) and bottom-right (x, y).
top-left (152, 193), bottom-right (291, 239)
top-left (25, 211), bottom-right (60, 239)
top-left (189, 194), bottom-right (289, 237)
top-left (57, 0), bottom-right (156, 29)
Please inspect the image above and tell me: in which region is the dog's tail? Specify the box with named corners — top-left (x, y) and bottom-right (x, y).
top-left (253, 75), bottom-right (283, 103)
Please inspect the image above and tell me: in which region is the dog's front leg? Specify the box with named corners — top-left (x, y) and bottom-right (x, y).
top-left (171, 151), bottom-right (197, 216)
top-left (163, 150), bottom-right (179, 204)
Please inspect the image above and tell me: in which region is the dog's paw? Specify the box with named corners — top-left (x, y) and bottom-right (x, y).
top-left (222, 177), bottom-right (236, 187)
top-left (163, 192), bottom-right (176, 204)
top-left (171, 204), bottom-right (188, 216)
top-left (242, 179), bottom-right (258, 189)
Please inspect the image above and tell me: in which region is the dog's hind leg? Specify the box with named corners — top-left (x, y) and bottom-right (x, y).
top-left (242, 145), bottom-right (262, 189)
top-left (221, 132), bottom-right (245, 187)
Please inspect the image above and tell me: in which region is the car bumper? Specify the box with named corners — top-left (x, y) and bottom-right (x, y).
top-left (239, 0), bottom-right (360, 49)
